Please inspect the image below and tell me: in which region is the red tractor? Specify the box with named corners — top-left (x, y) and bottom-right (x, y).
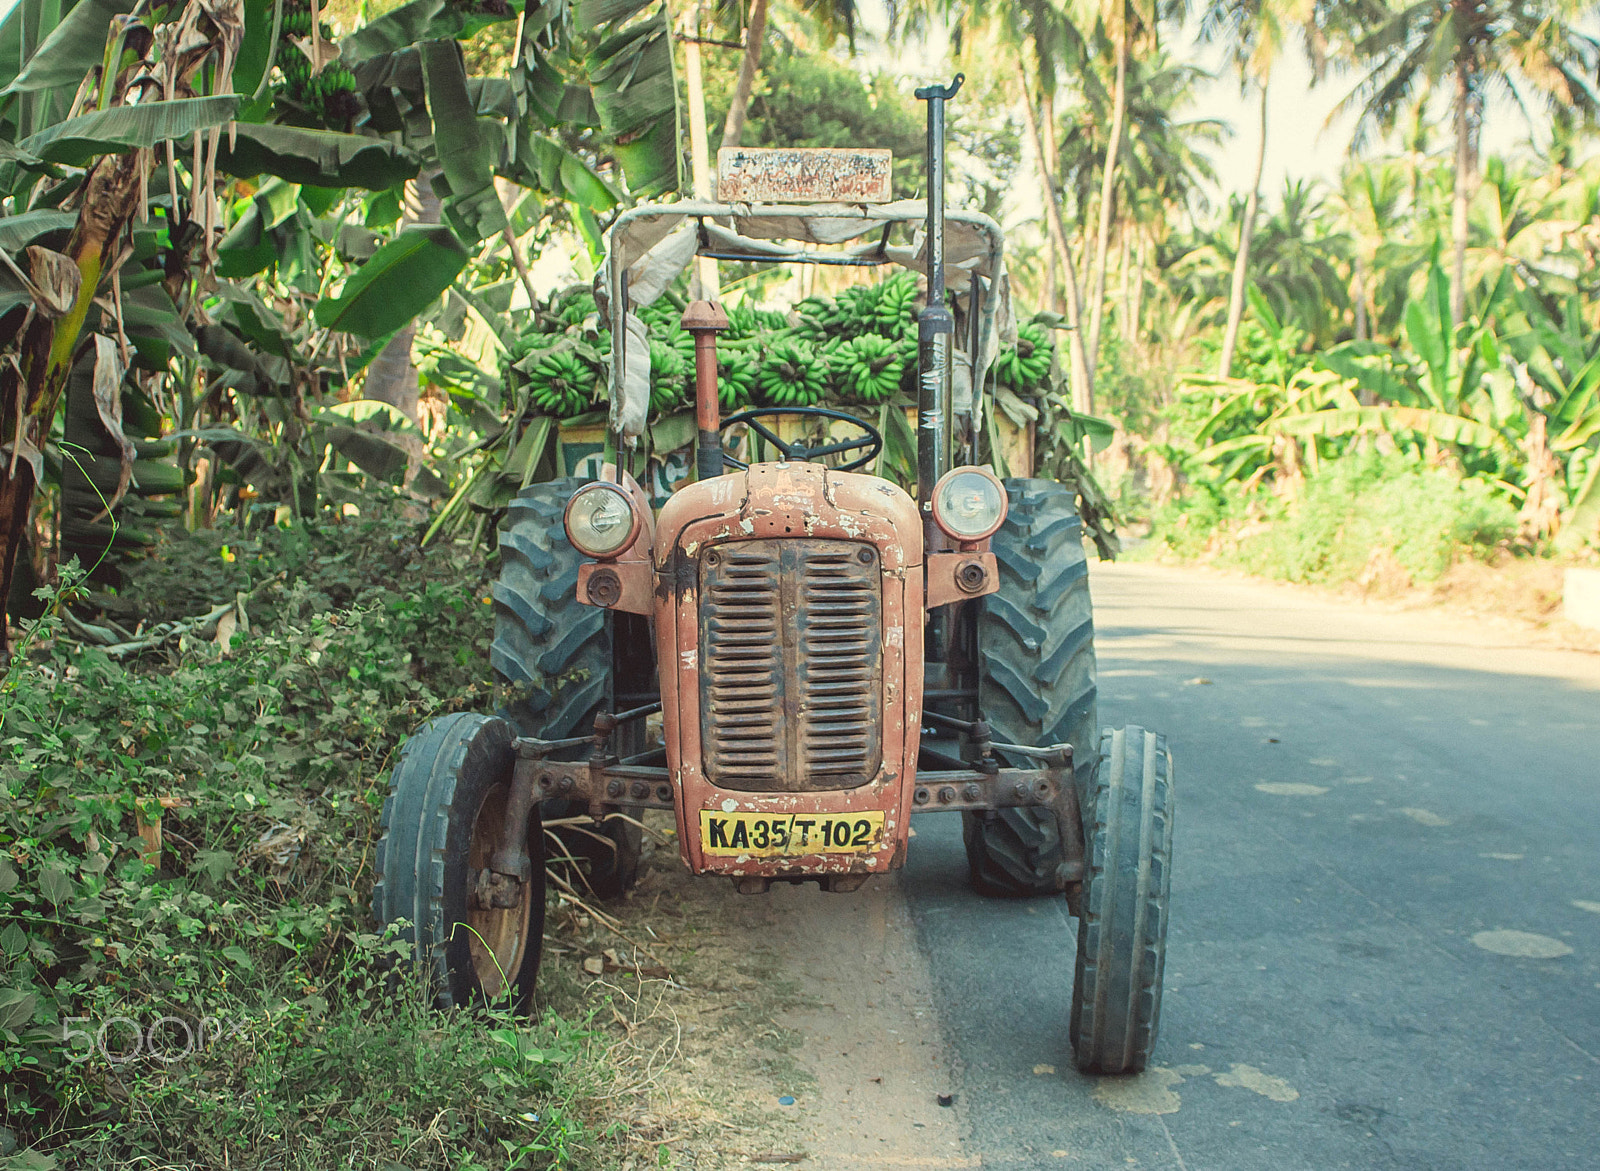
top-left (375, 77), bottom-right (1175, 1073)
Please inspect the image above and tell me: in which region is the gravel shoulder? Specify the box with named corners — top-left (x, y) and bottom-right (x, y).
top-left (546, 818), bottom-right (971, 1169)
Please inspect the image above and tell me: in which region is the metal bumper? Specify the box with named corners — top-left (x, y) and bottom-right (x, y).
top-left (506, 736), bottom-right (1085, 889)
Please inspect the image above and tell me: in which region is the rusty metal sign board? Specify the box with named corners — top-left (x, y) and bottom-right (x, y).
top-left (717, 147), bottom-right (893, 204)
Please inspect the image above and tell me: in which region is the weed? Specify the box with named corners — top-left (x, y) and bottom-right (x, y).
top-left (0, 496), bottom-right (644, 1168)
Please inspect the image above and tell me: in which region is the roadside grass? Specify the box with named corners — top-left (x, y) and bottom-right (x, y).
top-left (0, 495), bottom-right (668, 1169)
top-left (1143, 452), bottom-right (1525, 590)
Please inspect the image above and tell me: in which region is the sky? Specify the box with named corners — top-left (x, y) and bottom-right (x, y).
top-left (0, 0), bottom-right (1547, 218)
top-left (849, 0), bottom-right (1545, 222)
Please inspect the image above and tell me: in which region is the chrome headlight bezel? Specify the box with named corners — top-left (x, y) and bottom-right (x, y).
top-left (930, 466), bottom-right (1007, 542)
top-left (563, 482), bottom-right (642, 559)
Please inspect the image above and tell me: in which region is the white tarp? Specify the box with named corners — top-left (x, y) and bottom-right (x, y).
top-left (608, 312), bottom-right (651, 441)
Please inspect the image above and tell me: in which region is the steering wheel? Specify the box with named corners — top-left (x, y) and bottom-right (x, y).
top-left (719, 406), bottom-right (884, 472)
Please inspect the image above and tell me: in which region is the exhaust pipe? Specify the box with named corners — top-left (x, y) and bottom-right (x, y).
top-left (683, 299), bottom-right (730, 481)
top-left (914, 74), bottom-right (964, 519)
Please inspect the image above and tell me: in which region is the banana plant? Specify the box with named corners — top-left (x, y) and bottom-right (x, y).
top-left (1270, 264), bottom-right (1522, 471)
top-left (0, 0), bottom-right (684, 636)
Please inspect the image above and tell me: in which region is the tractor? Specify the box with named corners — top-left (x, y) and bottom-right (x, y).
top-left (374, 77), bottom-right (1175, 1074)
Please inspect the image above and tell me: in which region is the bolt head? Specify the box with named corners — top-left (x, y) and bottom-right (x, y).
top-left (913, 787), bottom-right (931, 806)
top-left (963, 783), bottom-right (981, 802)
top-left (588, 568), bottom-right (623, 607)
top-left (631, 781), bottom-right (649, 800)
top-left (937, 786), bottom-right (956, 805)
top-left (1012, 781), bottom-right (1028, 799)
top-left (955, 559), bottom-right (988, 593)
top-left (606, 779), bottom-right (624, 798)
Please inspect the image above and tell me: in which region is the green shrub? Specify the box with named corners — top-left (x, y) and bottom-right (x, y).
top-left (0, 501), bottom-right (624, 1167)
top-left (1223, 453), bottom-right (1517, 586)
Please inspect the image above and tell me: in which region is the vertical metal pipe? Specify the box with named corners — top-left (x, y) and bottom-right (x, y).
top-left (964, 270), bottom-right (984, 465)
top-left (914, 75), bottom-right (964, 514)
top-left (682, 300), bottom-right (730, 480)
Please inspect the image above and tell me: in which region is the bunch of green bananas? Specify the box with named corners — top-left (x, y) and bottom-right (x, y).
top-left (555, 290), bottom-right (596, 327)
top-left (278, 49), bottom-right (312, 91)
top-left (527, 350), bottom-right (597, 418)
top-left (636, 298), bottom-right (685, 334)
top-left (649, 339), bottom-right (689, 414)
top-left (997, 321), bottom-right (1054, 392)
top-left (756, 340), bottom-right (826, 407)
top-left (281, 1), bottom-right (313, 37)
top-left (818, 285), bottom-right (873, 339)
top-left (718, 356), bottom-right (756, 410)
top-left (727, 303), bottom-right (787, 340)
top-left (789, 298), bottom-right (830, 345)
top-left (868, 271), bottom-right (918, 333)
top-left (305, 63), bottom-right (359, 123)
top-left (833, 334), bottom-right (905, 405)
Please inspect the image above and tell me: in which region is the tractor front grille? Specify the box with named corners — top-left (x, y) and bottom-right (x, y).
top-left (699, 539), bottom-right (882, 791)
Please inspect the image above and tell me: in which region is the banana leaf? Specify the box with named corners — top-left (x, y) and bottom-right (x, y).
top-left (321, 399), bottom-right (423, 436)
top-left (511, 131), bottom-right (619, 210)
top-left (0, 264), bottom-right (28, 318)
top-left (340, 0), bottom-right (514, 66)
top-left (121, 282), bottom-right (197, 366)
top-left (21, 95), bottom-right (241, 166)
top-left (217, 123), bottom-right (421, 189)
top-left (313, 223), bottom-right (469, 337)
top-left (1193, 433), bottom-right (1273, 464)
top-left (421, 37), bottom-right (508, 243)
top-left (587, 10), bottom-right (680, 196)
top-left (1272, 406), bottom-right (1507, 451)
top-left (233, 0), bottom-right (276, 98)
top-left (2, 0), bottom-right (134, 97)
top-left (327, 426), bottom-right (411, 484)
top-left (577, 0), bottom-right (660, 21)
top-left (1555, 459), bottom-right (1600, 553)
top-left (1315, 340), bottom-right (1414, 406)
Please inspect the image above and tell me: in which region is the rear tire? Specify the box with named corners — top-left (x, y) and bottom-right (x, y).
top-left (373, 713), bottom-right (545, 1011)
top-left (492, 479), bottom-right (650, 900)
top-left (1070, 727), bottom-right (1175, 1074)
top-left (962, 478), bottom-right (1098, 896)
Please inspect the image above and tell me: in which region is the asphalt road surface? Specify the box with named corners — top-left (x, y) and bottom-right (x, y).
top-left (901, 560), bottom-right (1600, 1170)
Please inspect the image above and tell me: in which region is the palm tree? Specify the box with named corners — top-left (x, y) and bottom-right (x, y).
top-left (1341, 0), bottom-right (1600, 328)
top-left (1249, 178), bottom-right (1351, 347)
top-left (720, 0), bottom-right (859, 150)
top-left (1057, 51), bottom-right (1223, 350)
top-left (1077, 0), bottom-right (1175, 389)
top-left (1199, 0), bottom-right (1338, 377)
top-left (898, 0), bottom-right (1100, 408)
top-left (1328, 159), bottom-right (1406, 342)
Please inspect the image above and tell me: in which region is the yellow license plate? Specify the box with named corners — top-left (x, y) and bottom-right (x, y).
top-left (699, 810), bottom-right (885, 857)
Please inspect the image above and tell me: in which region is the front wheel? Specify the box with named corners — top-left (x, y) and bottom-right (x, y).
top-left (1069, 726), bottom-right (1175, 1074)
top-left (373, 713), bottom-right (545, 1011)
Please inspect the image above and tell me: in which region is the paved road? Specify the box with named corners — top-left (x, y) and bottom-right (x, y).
top-left (902, 561), bottom-right (1600, 1170)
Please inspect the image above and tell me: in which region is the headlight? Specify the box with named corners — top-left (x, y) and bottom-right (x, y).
top-left (564, 483), bottom-right (640, 558)
top-left (931, 467), bottom-right (1006, 541)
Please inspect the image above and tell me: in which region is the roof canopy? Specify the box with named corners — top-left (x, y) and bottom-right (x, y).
top-left (598, 201), bottom-right (1013, 443)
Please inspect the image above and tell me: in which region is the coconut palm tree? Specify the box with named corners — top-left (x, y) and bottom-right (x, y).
top-left (719, 0), bottom-right (860, 150)
top-left (1198, 0), bottom-right (1352, 376)
top-left (1340, 0), bottom-right (1600, 329)
top-left (1328, 159), bottom-right (1407, 342)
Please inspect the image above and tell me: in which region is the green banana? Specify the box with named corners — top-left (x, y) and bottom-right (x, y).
top-left (755, 340), bottom-right (826, 407)
top-left (833, 334), bottom-right (905, 405)
top-left (527, 351), bottom-right (597, 418)
top-left (997, 321), bottom-right (1055, 392)
top-left (649, 339), bottom-right (689, 414)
